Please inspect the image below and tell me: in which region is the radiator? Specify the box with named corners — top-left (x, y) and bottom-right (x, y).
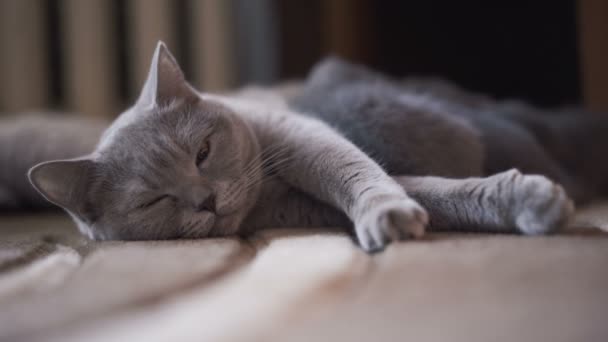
top-left (0, 0), bottom-right (270, 118)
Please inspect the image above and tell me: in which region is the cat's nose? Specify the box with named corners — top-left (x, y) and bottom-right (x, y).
top-left (190, 188), bottom-right (216, 213)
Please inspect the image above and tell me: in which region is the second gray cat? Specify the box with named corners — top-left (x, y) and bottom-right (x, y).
top-left (7, 42), bottom-right (604, 252)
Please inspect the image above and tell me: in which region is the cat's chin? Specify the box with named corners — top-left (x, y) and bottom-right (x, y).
top-left (208, 214), bottom-right (245, 237)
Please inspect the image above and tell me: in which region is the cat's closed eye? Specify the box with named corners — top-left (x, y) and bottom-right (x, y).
top-left (196, 141), bottom-right (210, 166)
top-left (138, 195), bottom-right (170, 209)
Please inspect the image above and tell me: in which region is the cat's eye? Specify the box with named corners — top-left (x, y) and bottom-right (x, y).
top-left (196, 142), bottom-right (210, 165)
top-left (138, 195), bottom-right (169, 209)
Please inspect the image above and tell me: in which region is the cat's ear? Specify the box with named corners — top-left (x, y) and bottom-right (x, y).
top-left (136, 41), bottom-right (197, 108)
top-left (28, 158), bottom-right (97, 222)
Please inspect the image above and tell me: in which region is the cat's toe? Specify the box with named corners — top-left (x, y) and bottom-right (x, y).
top-left (355, 198), bottom-right (428, 252)
top-left (512, 174), bottom-right (575, 235)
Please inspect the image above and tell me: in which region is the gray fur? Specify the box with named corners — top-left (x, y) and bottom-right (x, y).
top-left (290, 57), bottom-right (608, 203)
top-left (290, 61), bottom-right (484, 177)
top-left (5, 43), bottom-right (602, 252)
top-left (395, 170), bottom-right (573, 235)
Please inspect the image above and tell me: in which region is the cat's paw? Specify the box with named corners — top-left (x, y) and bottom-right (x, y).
top-left (507, 170), bottom-right (575, 235)
top-left (355, 198), bottom-right (428, 253)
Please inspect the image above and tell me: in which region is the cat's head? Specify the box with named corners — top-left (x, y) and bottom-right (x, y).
top-left (28, 42), bottom-right (263, 240)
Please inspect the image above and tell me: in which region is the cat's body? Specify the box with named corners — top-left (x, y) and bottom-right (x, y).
top-left (291, 58), bottom-right (608, 203)
top-left (3, 42), bottom-right (602, 252)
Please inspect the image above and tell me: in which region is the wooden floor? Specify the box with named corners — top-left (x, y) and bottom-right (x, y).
top-left (0, 207), bottom-right (607, 342)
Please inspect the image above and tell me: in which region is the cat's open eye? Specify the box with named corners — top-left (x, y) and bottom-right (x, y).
top-left (196, 141), bottom-right (210, 166)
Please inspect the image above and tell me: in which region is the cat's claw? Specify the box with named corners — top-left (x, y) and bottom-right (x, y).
top-left (506, 170), bottom-right (575, 235)
top-left (355, 198), bottom-right (428, 253)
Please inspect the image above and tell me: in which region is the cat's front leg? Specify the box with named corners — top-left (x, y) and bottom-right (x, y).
top-left (393, 169), bottom-right (574, 233)
top-left (252, 112), bottom-right (428, 252)
top-left (352, 196), bottom-right (427, 251)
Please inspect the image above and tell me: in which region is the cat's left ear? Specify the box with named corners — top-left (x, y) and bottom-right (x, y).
top-left (136, 41), bottom-right (198, 108)
top-left (28, 158), bottom-right (98, 223)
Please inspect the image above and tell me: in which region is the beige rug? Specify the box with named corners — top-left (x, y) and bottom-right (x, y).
top-left (0, 204), bottom-right (607, 342)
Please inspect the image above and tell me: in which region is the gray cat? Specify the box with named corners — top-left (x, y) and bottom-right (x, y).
top-left (291, 57), bottom-right (608, 204)
top-left (5, 42), bottom-right (599, 252)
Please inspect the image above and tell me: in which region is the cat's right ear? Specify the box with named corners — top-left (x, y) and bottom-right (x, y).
top-left (28, 158), bottom-right (97, 222)
top-left (136, 41), bottom-right (197, 109)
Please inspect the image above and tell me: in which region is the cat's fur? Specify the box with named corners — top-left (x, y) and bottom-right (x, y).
top-left (291, 57), bottom-right (608, 204)
top-left (5, 42), bottom-right (601, 252)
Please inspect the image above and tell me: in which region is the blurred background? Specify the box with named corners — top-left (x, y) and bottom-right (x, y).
top-left (0, 0), bottom-right (606, 118)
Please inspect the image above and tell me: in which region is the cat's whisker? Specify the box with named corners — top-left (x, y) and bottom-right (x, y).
top-left (237, 160), bottom-right (293, 195)
top-left (240, 149), bottom-right (264, 174)
top-left (181, 218), bottom-right (204, 238)
top-left (237, 146), bottom-right (280, 182)
top-left (238, 155), bottom-right (293, 191)
top-left (221, 148), bottom-right (294, 205)
top-left (232, 145), bottom-right (291, 189)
